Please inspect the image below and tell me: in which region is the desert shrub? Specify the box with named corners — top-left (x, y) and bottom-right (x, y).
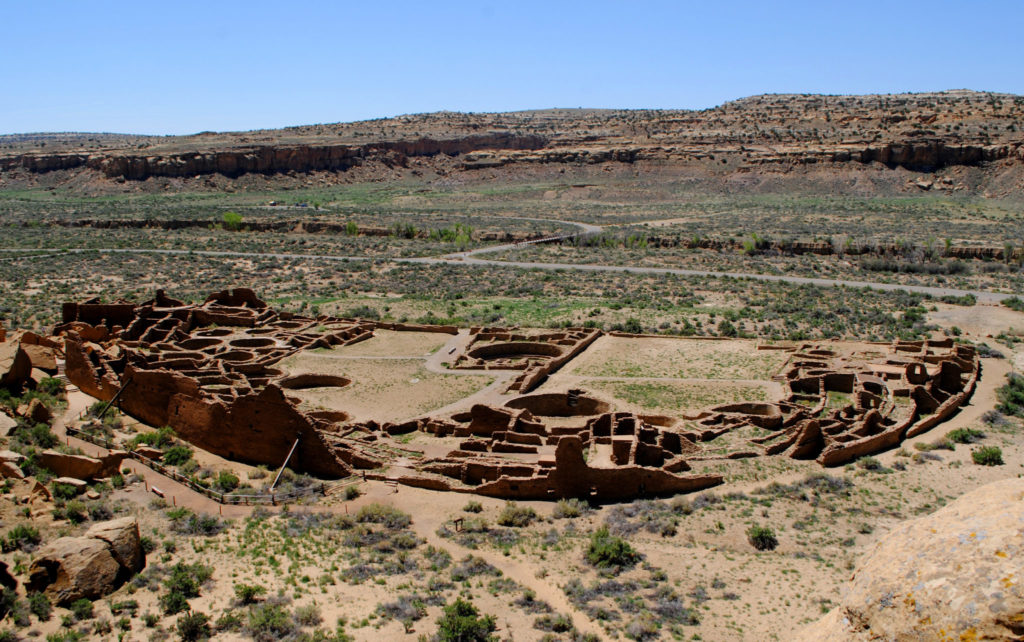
top-left (513, 589), bottom-right (552, 614)
top-left (293, 603), bottom-right (322, 627)
top-left (168, 509), bottom-right (228, 536)
top-left (451, 556), bottom-right (501, 582)
top-left (380, 599), bottom-right (427, 632)
top-left (51, 482), bottom-right (78, 501)
top-left (982, 410), bottom-right (1012, 428)
top-left (163, 445), bottom-right (193, 467)
top-left (355, 503), bottom-right (411, 529)
top-left (997, 374), bottom-right (1024, 417)
top-left (130, 426), bottom-right (175, 450)
top-left (343, 305), bottom-right (381, 320)
top-left (553, 498), bottom-right (589, 519)
top-left (462, 500), bottom-right (483, 513)
top-left (946, 428), bottom-right (984, 444)
top-left (88, 502), bottom-right (113, 521)
top-left (1004, 296), bottom-right (1024, 312)
top-left (654, 594), bottom-right (700, 624)
top-left (160, 562), bottom-right (212, 614)
top-left (343, 485), bottom-right (361, 500)
top-left (435, 598), bottom-right (497, 642)
top-left (36, 377), bottom-right (64, 396)
top-left (496, 502), bottom-right (536, 528)
top-left (248, 466), bottom-right (269, 480)
top-left (234, 583), bottom-right (267, 605)
top-left (70, 598), bottom-right (93, 621)
top-left (109, 600), bottom-right (138, 616)
top-left (176, 610), bottom-right (211, 642)
top-left (585, 527), bottom-right (640, 570)
top-left (972, 446), bottom-right (1004, 466)
top-left (0, 589), bottom-right (27, 627)
top-left (214, 471), bottom-right (240, 493)
top-left (533, 613), bottom-right (574, 633)
top-left (29, 423), bottom-right (58, 449)
top-left (3, 524), bottom-right (40, 553)
top-left (27, 592), bottom-right (51, 621)
top-left (423, 545), bottom-right (452, 571)
top-left (59, 500), bottom-right (88, 524)
top-left (975, 343), bottom-right (1005, 359)
top-left (245, 604), bottom-right (295, 642)
top-left (221, 211), bottom-right (243, 230)
top-left (747, 525), bottom-right (778, 551)
top-left (625, 613), bottom-right (660, 640)
top-left (856, 456), bottom-right (883, 471)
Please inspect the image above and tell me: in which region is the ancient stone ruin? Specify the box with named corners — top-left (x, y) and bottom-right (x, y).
top-left (54, 290), bottom-right (979, 501)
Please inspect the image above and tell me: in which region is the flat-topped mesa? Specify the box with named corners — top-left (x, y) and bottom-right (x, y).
top-left (3, 92), bottom-right (1021, 187)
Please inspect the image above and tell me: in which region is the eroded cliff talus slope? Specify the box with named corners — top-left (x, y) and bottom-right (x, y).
top-left (1, 91), bottom-right (1022, 191)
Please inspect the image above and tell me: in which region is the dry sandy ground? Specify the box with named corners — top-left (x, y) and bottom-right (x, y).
top-left (564, 336), bottom-right (792, 381)
top-left (33, 351), bottom-right (1016, 642)
top-left (929, 302), bottom-right (1024, 339)
top-left (332, 329), bottom-right (450, 357)
top-left (277, 333), bottom-right (493, 422)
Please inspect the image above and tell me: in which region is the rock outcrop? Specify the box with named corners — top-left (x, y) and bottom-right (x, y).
top-left (39, 450), bottom-right (128, 481)
top-left (26, 517), bottom-right (145, 604)
top-left (798, 478), bottom-right (1024, 641)
top-left (0, 341), bottom-right (31, 389)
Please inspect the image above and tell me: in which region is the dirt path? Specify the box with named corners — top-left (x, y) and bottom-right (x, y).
top-left (3, 218), bottom-right (1014, 303)
top-left (409, 505), bottom-right (607, 639)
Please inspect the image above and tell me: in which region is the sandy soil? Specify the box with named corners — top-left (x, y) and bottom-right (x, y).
top-left (278, 353), bottom-right (492, 423)
top-left (333, 329), bottom-right (450, 357)
top-left (565, 336), bottom-right (792, 380)
top-left (928, 302), bottom-right (1024, 339)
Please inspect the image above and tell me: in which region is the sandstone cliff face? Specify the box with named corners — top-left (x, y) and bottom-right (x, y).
top-left (2, 91), bottom-right (1021, 185)
top-left (798, 477), bottom-right (1024, 641)
top-left (0, 133), bottom-right (547, 180)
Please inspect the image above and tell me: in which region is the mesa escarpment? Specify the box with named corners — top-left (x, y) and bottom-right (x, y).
top-left (2, 91), bottom-right (1022, 190)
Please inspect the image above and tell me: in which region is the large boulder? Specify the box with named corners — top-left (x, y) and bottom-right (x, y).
top-left (27, 537), bottom-right (121, 605)
top-left (20, 398), bottom-right (52, 424)
top-left (39, 449), bottom-right (127, 480)
top-left (798, 478), bottom-right (1024, 641)
top-left (0, 341), bottom-right (31, 389)
top-left (26, 517), bottom-right (144, 605)
top-left (85, 517), bottom-right (145, 575)
top-left (20, 344), bottom-right (56, 373)
top-left (0, 414), bottom-right (16, 437)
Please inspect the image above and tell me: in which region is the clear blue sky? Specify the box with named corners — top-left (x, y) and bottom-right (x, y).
top-left (3, 0), bottom-right (1022, 135)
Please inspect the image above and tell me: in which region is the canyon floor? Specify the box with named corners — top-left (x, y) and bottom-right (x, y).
top-left (0, 91), bottom-right (1023, 640)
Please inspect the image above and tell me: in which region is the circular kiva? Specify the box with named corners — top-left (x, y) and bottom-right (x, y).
top-left (229, 337), bottom-right (277, 348)
top-left (505, 392), bottom-right (611, 417)
top-left (277, 373), bottom-right (352, 390)
top-left (467, 341), bottom-right (564, 360)
top-left (218, 350), bottom-right (257, 363)
top-left (178, 337), bottom-right (223, 350)
top-left (308, 410), bottom-right (350, 424)
top-left (194, 328), bottom-right (233, 337)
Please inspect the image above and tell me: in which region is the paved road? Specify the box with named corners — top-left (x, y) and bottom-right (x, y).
top-left (0, 212), bottom-right (1017, 304)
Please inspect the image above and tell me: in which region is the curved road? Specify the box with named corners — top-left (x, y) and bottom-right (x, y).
top-left (0, 214), bottom-right (1017, 304)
